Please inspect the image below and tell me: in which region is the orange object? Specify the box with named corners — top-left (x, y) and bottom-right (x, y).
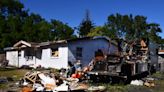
top-left (45, 84), bottom-right (56, 90)
top-left (71, 74), bottom-right (77, 78)
top-left (71, 73), bottom-right (81, 78)
top-left (22, 87), bottom-right (32, 92)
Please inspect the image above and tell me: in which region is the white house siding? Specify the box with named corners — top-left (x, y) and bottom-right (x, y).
top-left (36, 47), bottom-right (68, 69)
top-left (6, 51), bottom-right (18, 67)
top-left (6, 47), bottom-right (68, 69)
top-left (68, 39), bottom-right (117, 67)
top-left (7, 50), bottom-right (40, 67)
top-left (158, 56), bottom-right (164, 72)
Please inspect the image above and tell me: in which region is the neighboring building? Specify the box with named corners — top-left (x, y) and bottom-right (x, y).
top-left (158, 44), bottom-right (164, 72)
top-left (4, 36), bottom-right (118, 69)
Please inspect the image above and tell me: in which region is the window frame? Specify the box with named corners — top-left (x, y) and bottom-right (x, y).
top-left (51, 48), bottom-right (59, 57)
top-left (24, 48), bottom-right (34, 60)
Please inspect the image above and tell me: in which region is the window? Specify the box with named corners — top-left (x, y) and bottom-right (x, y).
top-left (18, 51), bottom-right (21, 57)
top-left (76, 47), bottom-right (83, 58)
top-left (51, 48), bottom-right (59, 57)
top-left (25, 49), bottom-right (34, 56)
top-left (24, 49), bottom-right (34, 60)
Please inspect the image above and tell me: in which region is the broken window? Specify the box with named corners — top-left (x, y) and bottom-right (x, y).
top-left (51, 48), bottom-right (59, 57)
top-left (76, 47), bottom-right (83, 59)
top-left (24, 48), bottom-right (34, 60)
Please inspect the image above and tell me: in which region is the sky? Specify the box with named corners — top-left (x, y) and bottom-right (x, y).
top-left (20, 0), bottom-right (164, 38)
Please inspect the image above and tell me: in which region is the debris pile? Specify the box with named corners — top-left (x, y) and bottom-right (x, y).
top-left (87, 38), bottom-right (153, 82)
top-left (20, 71), bottom-right (89, 92)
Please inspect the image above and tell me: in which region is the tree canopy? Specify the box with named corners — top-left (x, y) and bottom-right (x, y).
top-left (88, 13), bottom-right (163, 43)
top-left (0, 0), bottom-right (76, 52)
top-left (78, 10), bottom-right (94, 37)
top-left (51, 20), bottom-right (75, 40)
top-left (0, 0), bottom-right (163, 52)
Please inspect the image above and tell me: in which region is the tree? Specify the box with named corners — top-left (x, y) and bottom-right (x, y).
top-left (121, 14), bottom-right (134, 40)
top-left (106, 13), bottom-right (162, 43)
top-left (0, 0), bottom-right (76, 52)
top-left (21, 13), bottom-right (52, 42)
top-left (0, 0), bottom-right (24, 17)
top-left (107, 13), bottom-right (124, 39)
top-left (78, 10), bottom-right (94, 37)
top-left (87, 25), bottom-right (117, 39)
top-left (147, 23), bottom-right (162, 43)
top-left (51, 20), bottom-right (75, 40)
top-left (133, 15), bottom-right (147, 39)
top-left (0, 0), bottom-right (26, 50)
top-left (87, 26), bottom-right (105, 37)
top-left (0, 0), bottom-right (52, 51)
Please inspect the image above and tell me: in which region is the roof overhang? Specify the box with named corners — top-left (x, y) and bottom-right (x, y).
top-left (14, 40), bottom-right (31, 47)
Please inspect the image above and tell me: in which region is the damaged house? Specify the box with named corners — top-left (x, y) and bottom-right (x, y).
top-left (4, 36), bottom-right (118, 69)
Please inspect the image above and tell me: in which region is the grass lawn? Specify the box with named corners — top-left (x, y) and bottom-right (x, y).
top-left (89, 80), bottom-right (164, 92)
top-left (0, 68), bottom-right (29, 80)
top-left (0, 68), bottom-right (163, 92)
top-left (89, 72), bottom-right (164, 92)
top-left (0, 68), bottom-right (30, 89)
